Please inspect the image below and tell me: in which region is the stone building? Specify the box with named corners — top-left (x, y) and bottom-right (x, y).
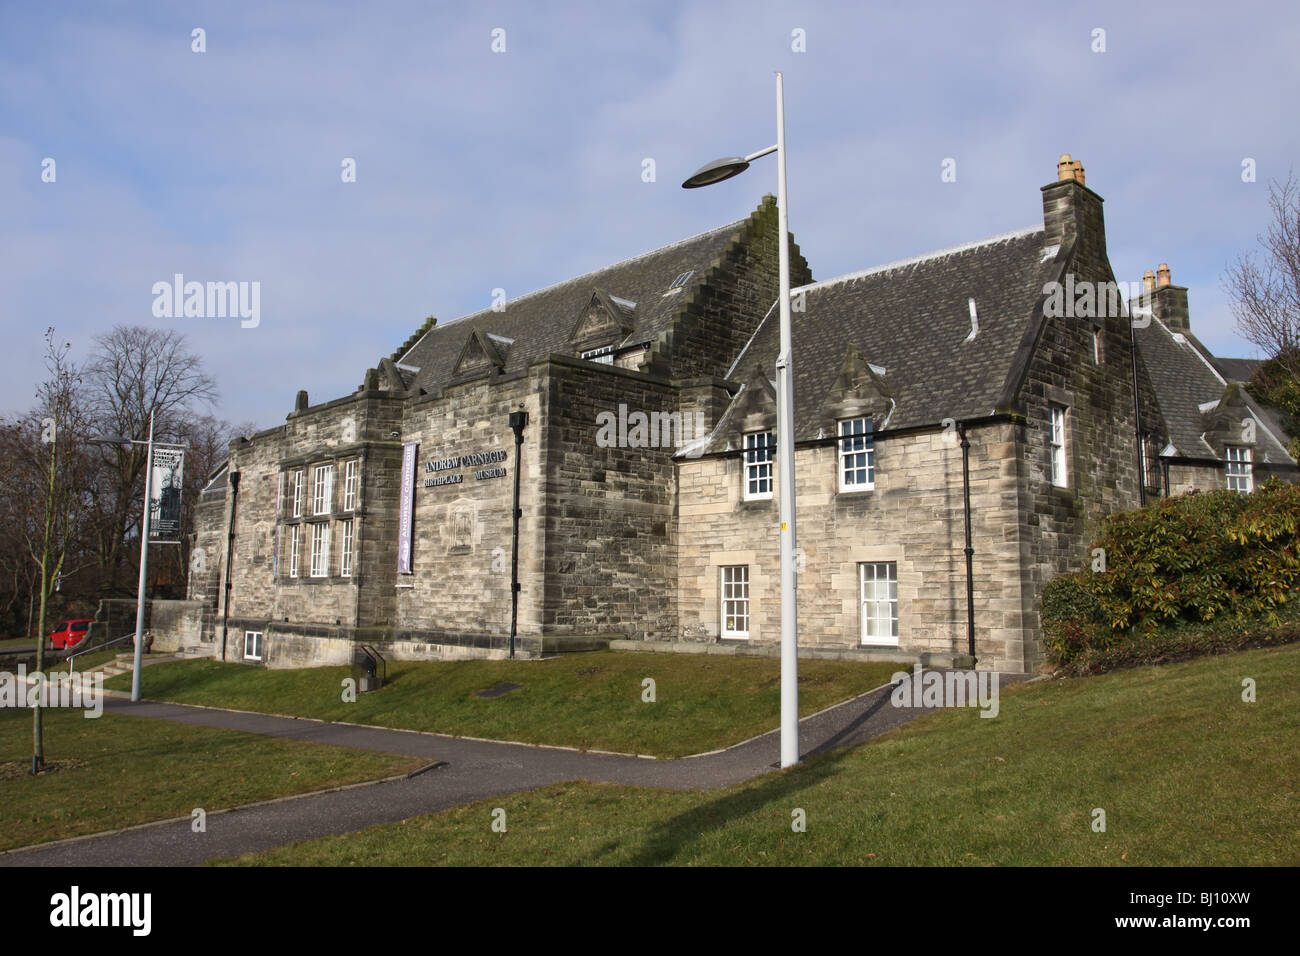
top-left (179, 155), bottom-right (1295, 673)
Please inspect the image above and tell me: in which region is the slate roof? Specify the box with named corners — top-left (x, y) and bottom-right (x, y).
top-left (697, 225), bottom-right (1062, 449)
top-left (1134, 318), bottom-right (1293, 463)
top-left (1210, 356), bottom-right (1263, 383)
top-left (393, 209), bottom-right (763, 392)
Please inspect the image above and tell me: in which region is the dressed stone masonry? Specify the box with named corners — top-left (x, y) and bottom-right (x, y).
top-left (182, 159), bottom-right (1295, 672)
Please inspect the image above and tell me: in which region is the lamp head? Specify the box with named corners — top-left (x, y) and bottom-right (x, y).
top-left (682, 157), bottom-right (750, 189)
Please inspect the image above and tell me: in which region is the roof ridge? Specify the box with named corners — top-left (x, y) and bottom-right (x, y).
top-left (793, 224), bottom-right (1045, 294)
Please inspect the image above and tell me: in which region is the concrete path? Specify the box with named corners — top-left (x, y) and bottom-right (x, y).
top-left (0, 671), bottom-right (1029, 866)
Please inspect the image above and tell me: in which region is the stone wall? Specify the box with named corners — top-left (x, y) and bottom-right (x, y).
top-left (542, 356), bottom-right (681, 642)
top-left (390, 371), bottom-right (543, 654)
top-left (676, 420), bottom-right (1028, 671)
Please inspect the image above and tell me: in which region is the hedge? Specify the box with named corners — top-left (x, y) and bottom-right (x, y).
top-left (1041, 479), bottom-right (1300, 667)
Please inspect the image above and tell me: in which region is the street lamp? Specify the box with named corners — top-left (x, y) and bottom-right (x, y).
top-left (90, 410), bottom-right (186, 702)
top-left (683, 71), bottom-right (800, 768)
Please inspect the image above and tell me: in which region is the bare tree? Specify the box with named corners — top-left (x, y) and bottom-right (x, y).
top-left (22, 328), bottom-right (92, 771)
top-left (83, 326), bottom-right (218, 594)
top-left (1224, 173), bottom-right (1300, 384)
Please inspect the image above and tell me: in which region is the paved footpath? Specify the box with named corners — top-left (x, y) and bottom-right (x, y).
top-left (1, 671), bottom-right (1029, 866)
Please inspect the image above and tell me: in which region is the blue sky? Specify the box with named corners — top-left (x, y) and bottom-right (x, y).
top-left (3, 0), bottom-right (1298, 430)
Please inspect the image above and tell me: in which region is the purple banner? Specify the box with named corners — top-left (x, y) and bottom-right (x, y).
top-left (398, 441), bottom-right (418, 574)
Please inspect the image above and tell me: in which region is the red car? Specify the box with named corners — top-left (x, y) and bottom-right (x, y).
top-left (49, 619), bottom-right (94, 650)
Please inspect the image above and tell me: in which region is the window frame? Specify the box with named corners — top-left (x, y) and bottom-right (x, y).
top-left (313, 463), bottom-right (334, 516)
top-left (343, 459), bottom-right (359, 511)
top-left (310, 522), bottom-right (330, 578)
top-left (340, 518), bottom-right (354, 578)
top-left (1226, 444), bottom-right (1253, 493)
top-left (837, 417), bottom-right (875, 492)
top-left (1049, 405), bottom-right (1068, 488)
top-left (288, 524), bottom-right (300, 578)
top-left (291, 470), bottom-right (304, 517)
top-left (859, 562), bottom-right (899, 646)
top-left (243, 630), bottom-right (263, 662)
top-left (720, 565), bottom-right (750, 638)
top-left (743, 431), bottom-right (775, 501)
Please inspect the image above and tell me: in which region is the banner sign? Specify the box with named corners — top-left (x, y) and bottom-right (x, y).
top-left (398, 441), bottom-right (418, 574)
top-left (148, 448), bottom-right (185, 542)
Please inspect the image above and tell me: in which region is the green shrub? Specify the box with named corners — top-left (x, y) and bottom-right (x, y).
top-left (1041, 478), bottom-right (1300, 670)
top-left (1040, 575), bottom-right (1108, 664)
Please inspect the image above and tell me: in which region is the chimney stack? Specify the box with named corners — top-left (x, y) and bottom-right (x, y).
top-left (1042, 152), bottom-right (1107, 278)
top-left (1130, 263), bottom-right (1191, 332)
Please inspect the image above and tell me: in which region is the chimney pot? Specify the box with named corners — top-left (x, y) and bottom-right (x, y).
top-left (1071, 160), bottom-right (1085, 186)
top-left (1157, 263), bottom-right (1171, 288)
top-left (1057, 153), bottom-right (1074, 181)
top-left (1143, 270), bottom-right (1156, 293)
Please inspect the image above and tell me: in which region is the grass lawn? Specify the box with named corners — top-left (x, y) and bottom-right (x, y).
top-left (217, 643), bottom-right (1300, 866)
top-left (0, 707), bottom-right (425, 851)
top-left (0, 638), bottom-right (42, 649)
top-left (105, 651), bottom-right (901, 758)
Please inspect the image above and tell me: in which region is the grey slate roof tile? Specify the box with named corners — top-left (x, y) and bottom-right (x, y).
top-left (714, 226), bottom-right (1060, 441)
top-left (394, 213), bottom-right (756, 391)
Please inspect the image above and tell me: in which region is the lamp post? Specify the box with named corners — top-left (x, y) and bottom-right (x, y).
top-left (684, 71), bottom-right (800, 768)
top-left (90, 410), bottom-right (187, 702)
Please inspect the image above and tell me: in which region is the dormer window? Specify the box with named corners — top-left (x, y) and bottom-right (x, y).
top-left (838, 417), bottom-right (875, 491)
top-left (581, 345), bottom-right (616, 365)
top-left (1226, 445), bottom-right (1253, 492)
top-left (743, 431), bottom-right (774, 500)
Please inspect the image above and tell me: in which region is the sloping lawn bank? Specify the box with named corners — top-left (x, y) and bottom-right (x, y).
top-left (217, 643), bottom-right (1299, 866)
top-left (106, 651), bottom-right (901, 758)
top-left (0, 707), bottom-right (424, 851)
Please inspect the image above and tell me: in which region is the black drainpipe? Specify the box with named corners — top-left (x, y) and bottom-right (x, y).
top-left (957, 422), bottom-right (976, 663)
top-left (507, 408), bottom-right (528, 659)
top-left (220, 470), bottom-right (240, 661)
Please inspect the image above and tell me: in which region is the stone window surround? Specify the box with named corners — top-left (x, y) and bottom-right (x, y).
top-left (313, 463), bottom-right (334, 515)
top-left (830, 544), bottom-right (912, 648)
top-left (343, 458), bottom-right (360, 511)
top-left (719, 564), bottom-right (751, 638)
top-left (277, 449), bottom-right (372, 583)
top-left (858, 560), bottom-right (899, 645)
top-left (1042, 385), bottom-right (1073, 492)
top-left (340, 518), bottom-right (355, 577)
top-left (309, 521), bottom-right (331, 578)
top-left (707, 550), bottom-right (764, 642)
